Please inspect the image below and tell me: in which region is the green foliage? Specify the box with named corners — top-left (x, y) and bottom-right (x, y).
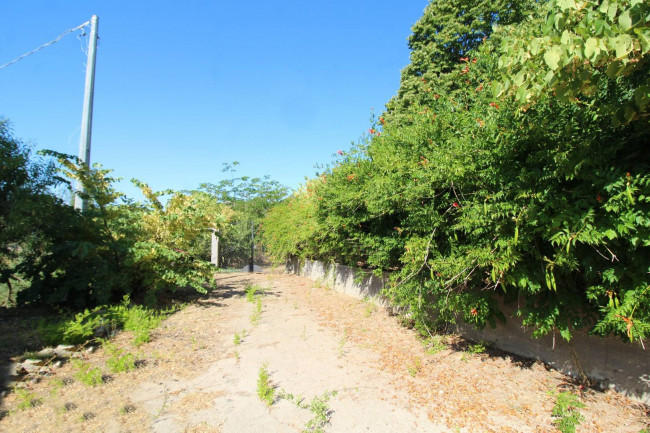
top-left (72, 360), bottom-right (104, 386)
top-left (250, 297), bottom-right (263, 325)
top-left (385, 0), bottom-right (537, 125)
top-left (423, 335), bottom-right (447, 355)
top-left (37, 296), bottom-right (174, 346)
top-left (256, 363), bottom-right (275, 406)
top-left (551, 391), bottom-right (586, 433)
top-left (259, 183), bottom-right (322, 264)
top-left (104, 342), bottom-right (136, 373)
top-left (497, 0), bottom-right (650, 125)
top-left (200, 162), bottom-right (288, 267)
top-left (0, 135), bottom-right (234, 309)
top-left (261, 0), bottom-right (650, 345)
top-left (302, 390), bottom-right (337, 433)
top-left (0, 121), bottom-right (59, 306)
top-left (233, 329), bottom-right (246, 345)
top-left (278, 389), bottom-right (338, 433)
top-left (245, 284), bottom-right (261, 302)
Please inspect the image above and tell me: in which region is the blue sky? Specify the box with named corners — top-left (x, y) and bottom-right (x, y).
top-left (1, 1), bottom-right (427, 199)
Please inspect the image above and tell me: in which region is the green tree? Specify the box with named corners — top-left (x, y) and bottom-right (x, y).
top-left (200, 163), bottom-right (288, 267)
top-left (0, 121), bottom-right (58, 304)
top-left (384, 0), bottom-right (538, 124)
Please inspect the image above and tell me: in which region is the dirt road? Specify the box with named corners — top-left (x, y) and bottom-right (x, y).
top-left (0, 272), bottom-right (647, 432)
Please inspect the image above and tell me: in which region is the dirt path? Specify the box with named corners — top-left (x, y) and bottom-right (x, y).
top-left (0, 272), bottom-right (647, 432)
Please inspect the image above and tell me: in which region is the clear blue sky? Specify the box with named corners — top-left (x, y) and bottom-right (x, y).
top-left (1, 0), bottom-right (427, 199)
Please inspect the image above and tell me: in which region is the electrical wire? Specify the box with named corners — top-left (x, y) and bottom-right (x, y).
top-left (0, 20), bottom-right (90, 71)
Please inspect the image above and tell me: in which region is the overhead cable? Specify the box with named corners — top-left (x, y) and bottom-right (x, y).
top-left (0, 20), bottom-right (90, 71)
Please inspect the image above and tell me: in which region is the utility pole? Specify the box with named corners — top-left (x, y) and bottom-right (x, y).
top-left (74, 15), bottom-right (99, 211)
top-left (210, 229), bottom-right (220, 268)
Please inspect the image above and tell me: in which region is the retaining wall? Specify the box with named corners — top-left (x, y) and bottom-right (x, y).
top-left (287, 258), bottom-right (650, 403)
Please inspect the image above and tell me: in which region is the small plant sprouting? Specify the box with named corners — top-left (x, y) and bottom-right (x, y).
top-left (461, 342), bottom-right (486, 362)
top-left (72, 360), bottom-right (104, 386)
top-left (257, 363), bottom-right (275, 406)
top-left (14, 388), bottom-right (42, 410)
top-left (245, 284), bottom-right (261, 302)
top-left (104, 343), bottom-right (136, 373)
top-left (278, 389), bottom-right (338, 433)
top-left (303, 390), bottom-right (338, 433)
top-left (250, 297), bottom-right (263, 325)
top-left (337, 330), bottom-right (348, 358)
top-left (407, 358), bottom-right (422, 377)
top-left (551, 391), bottom-right (586, 433)
top-left (423, 335), bottom-right (447, 355)
top-left (467, 342), bottom-right (486, 354)
top-left (234, 329), bottom-right (247, 345)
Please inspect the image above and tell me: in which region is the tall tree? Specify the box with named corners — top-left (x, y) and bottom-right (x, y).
top-left (384, 0), bottom-right (538, 124)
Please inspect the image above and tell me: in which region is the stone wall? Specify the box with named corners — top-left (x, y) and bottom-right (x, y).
top-left (287, 258), bottom-right (650, 403)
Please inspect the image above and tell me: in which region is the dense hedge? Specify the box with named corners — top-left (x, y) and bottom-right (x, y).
top-left (261, 0), bottom-right (650, 344)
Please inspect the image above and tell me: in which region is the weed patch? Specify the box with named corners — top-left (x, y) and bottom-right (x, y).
top-left (278, 389), bottom-right (338, 433)
top-left (245, 284), bottom-right (261, 302)
top-left (72, 360), bottom-right (104, 386)
top-left (14, 388), bottom-right (41, 410)
top-left (256, 363), bottom-right (275, 406)
top-left (36, 296), bottom-right (179, 347)
top-left (233, 329), bottom-right (246, 345)
top-left (423, 335), bottom-right (447, 355)
top-left (250, 297), bottom-right (263, 325)
top-left (551, 391), bottom-right (586, 433)
top-left (407, 358), bottom-right (422, 377)
top-left (104, 343), bottom-right (137, 373)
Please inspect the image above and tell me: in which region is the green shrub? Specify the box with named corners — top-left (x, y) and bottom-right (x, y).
top-left (260, 0), bottom-right (650, 344)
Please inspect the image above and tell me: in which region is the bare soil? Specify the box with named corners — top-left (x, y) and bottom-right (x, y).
top-left (0, 271), bottom-right (648, 432)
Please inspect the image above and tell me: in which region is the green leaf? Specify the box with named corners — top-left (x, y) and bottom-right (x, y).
top-left (557, 0), bottom-right (577, 12)
top-left (604, 229), bottom-right (617, 240)
top-left (605, 60), bottom-right (625, 78)
top-left (544, 46), bottom-right (563, 70)
top-left (598, 0), bottom-right (609, 14)
top-left (584, 37), bottom-right (599, 60)
top-left (614, 34), bottom-right (632, 58)
top-left (618, 10), bottom-right (632, 31)
top-left (607, 3), bottom-right (618, 22)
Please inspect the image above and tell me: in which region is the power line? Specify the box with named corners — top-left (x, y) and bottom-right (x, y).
top-left (0, 21), bottom-right (90, 71)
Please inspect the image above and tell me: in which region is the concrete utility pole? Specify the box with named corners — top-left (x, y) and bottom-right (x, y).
top-left (210, 229), bottom-right (220, 267)
top-left (74, 15), bottom-right (99, 211)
